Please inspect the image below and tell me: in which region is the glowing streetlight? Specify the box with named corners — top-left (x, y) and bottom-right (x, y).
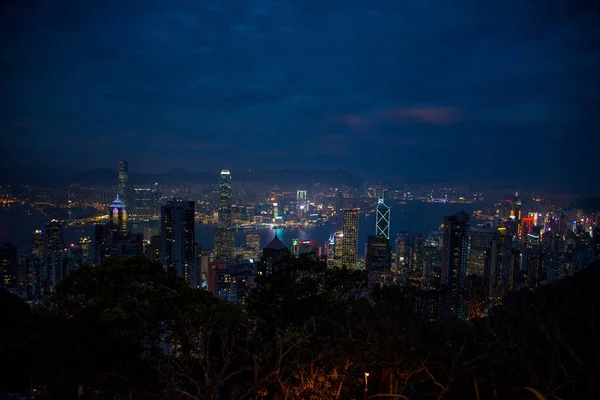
top-left (364, 372), bottom-right (370, 392)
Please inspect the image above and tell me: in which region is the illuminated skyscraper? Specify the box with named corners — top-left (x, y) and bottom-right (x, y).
top-left (297, 190), bottom-right (307, 203)
top-left (375, 197), bottom-right (390, 239)
top-left (215, 169), bottom-right (234, 260)
top-left (1, 243), bottom-right (19, 290)
top-left (117, 160), bottom-right (129, 205)
top-left (366, 235), bottom-right (391, 272)
top-left (412, 232), bottom-right (424, 276)
top-left (246, 232), bottom-right (261, 260)
top-left (80, 237), bottom-right (92, 264)
top-left (507, 193), bottom-right (522, 238)
top-left (161, 199), bottom-right (196, 279)
top-left (326, 232), bottom-right (343, 268)
top-left (341, 209), bottom-right (359, 269)
top-left (487, 229), bottom-right (511, 303)
top-left (31, 229), bottom-right (45, 257)
top-left (297, 190), bottom-right (307, 218)
top-left (108, 197), bottom-right (127, 235)
top-left (132, 187), bottom-right (156, 218)
top-left (395, 232), bottom-right (411, 275)
top-left (521, 217), bottom-right (534, 244)
top-left (524, 233), bottom-right (541, 288)
top-left (246, 233), bottom-right (260, 252)
top-left (468, 227), bottom-right (496, 276)
top-left (441, 211), bottom-right (470, 320)
top-left (46, 219), bottom-right (63, 253)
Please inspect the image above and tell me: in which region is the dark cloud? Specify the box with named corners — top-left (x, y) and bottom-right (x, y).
top-left (1, 0), bottom-right (598, 188)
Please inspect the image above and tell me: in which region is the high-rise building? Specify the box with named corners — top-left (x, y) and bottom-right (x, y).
top-left (31, 229), bottom-right (45, 257)
top-left (132, 187), bottom-right (156, 218)
top-left (25, 256), bottom-right (43, 298)
top-left (108, 197), bottom-right (127, 236)
top-left (246, 233), bottom-right (260, 252)
top-left (507, 194), bottom-right (522, 238)
top-left (46, 219), bottom-right (63, 253)
top-left (326, 231), bottom-right (344, 268)
top-left (468, 227), bottom-right (496, 276)
top-left (375, 197), bottom-right (390, 239)
top-left (524, 233), bottom-right (541, 288)
top-left (412, 233), bottom-right (424, 276)
top-left (421, 238), bottom-right (441, 289)
top-left (521, 217), bottom-right (534, 244)
top-left (441, 211), bottom-right (470, 320)
top-left (215, 170), bottom-right (234, 260)
top-left (161, 199), bottom-right (196, 279)
top-left (297, 190), bottom-right (307, 219)
top-left (366, 235), bottom-right (391, 272)
top-left (297, 190), bottom-right (307, 203)
top-left (341, 209), bottom-right (359, 269)
top-left (79, 237), bottom-right (92, 264)
top-left (118, 160), bottom-right (129, 204)
top-left (1, 243), bottom-right (19, 290)
top-left (486, 230), bottom-right (511, 303)
top-left (395, 232), bottom-right (411, 275)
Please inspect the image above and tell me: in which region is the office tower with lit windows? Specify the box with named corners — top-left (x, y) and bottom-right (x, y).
top-left (79, 237), bottom-right (92, 264)
top-left (395, 232), bottom-right (411, 275)
top-left (524, 233), bottom-right (542, 288)
top-left (1, 243), bottom-right (19, 290)
top-left (25, 257), bottom-right (42, 298)
top-left (132, 187), bottom-right (156, 218)
top-left (486, 230), bottom-right (510, 303)
top-left (507, 194), bottom-right (522, 238)
top-left (521, 217), bottom-right (534, 244)
top-left (412, 233), bottom-right (424, 276)
top-left (366, 235), bottom-right (391, 272)
top-left (31, 229), bottom-right (45, 257)
top-left (469, 227), bottom-right (496, 276)
top-left (160, 199), bottom-right (196, 279)
top-left (341, 209), bottom-right (359, 269)
top-left (296, 190), bottom-right (308, 218)
top-left (325, 232), bottom-right (344, 268)
top-left (215, 170), bottom-right (234, 260)
top-left (46, 219), bottom-right (63, 253)
top-left (246, 233), bottom-right (260, 252)
top-left (108, 197), bottom-right (127, 236)
top-left (375, 197), bottom-right (390, 239)
top-left (118, 160), bottom-right (129, 204)
top-left (441, 211), bottom-right (470, 320)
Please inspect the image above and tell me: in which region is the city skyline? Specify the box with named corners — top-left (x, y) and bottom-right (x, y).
top-left (1, 1), bottom-right (599, 397)
top-left (2, 0), bottom-right (599, 190)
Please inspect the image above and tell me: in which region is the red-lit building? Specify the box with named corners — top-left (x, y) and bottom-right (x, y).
top-left (521, 217), bottom-right (534, 244)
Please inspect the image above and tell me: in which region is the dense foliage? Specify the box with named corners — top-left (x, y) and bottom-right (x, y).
top-left (1, 256), bottom-right (599, 399)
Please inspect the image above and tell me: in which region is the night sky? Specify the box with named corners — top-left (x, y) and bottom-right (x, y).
top-left (2, 1), bottom-right (599, 187)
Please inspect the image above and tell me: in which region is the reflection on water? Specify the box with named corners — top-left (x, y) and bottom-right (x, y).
top-left (1, 201), bottom-right (481, 254)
